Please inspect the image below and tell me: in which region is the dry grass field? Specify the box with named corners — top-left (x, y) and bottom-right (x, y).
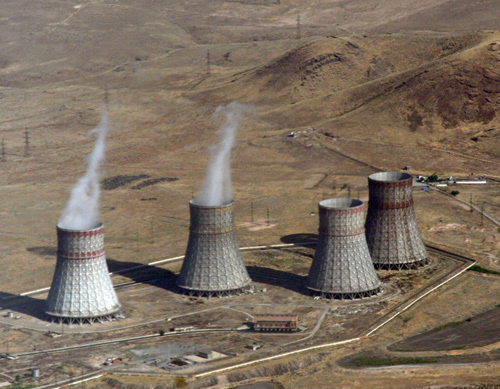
top-left (1, 0), bottom-right (500, 388)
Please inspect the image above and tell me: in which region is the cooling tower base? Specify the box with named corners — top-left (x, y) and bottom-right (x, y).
top-left (47, 313), bottom-right (118, 325)
top-left (308, 286), bottom-right (382, 300)
top-left (373, 258), bottom-right (430, 271)
top-left (179, 285), bottom-right (253, 298)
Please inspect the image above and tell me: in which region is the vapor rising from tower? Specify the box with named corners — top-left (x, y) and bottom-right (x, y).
top-left (46, 109), bottom-right (120, 323)
top-left (177, 102), bottom-right (252, 297)
top-left (58, 110), bottom-right (110, 230)
top-left (195, 102), bottom-right (249, 207)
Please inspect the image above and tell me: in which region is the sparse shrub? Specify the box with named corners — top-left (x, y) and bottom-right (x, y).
top-left (174, 376), bottom-right (187, 388)
top-left (468, 265), bottom-right (500, 275)
top-left (351, 355), bottom-right (437, 367)
top-left (427, 173), bottom-right (439, 182)
top-left (450, 190), bottom-right (460, 196)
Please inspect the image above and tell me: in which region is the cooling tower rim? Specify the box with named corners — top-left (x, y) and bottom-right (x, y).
top-left (369, 171), bottom-right (412, 183)
top-left (190, 199), bottom-right (234, 209)
top-left (177, 280), bottom-right (252, 293)
top-left (307, 284), bottom-right (382, 295)
top-left (45, 303), bottom-right (121, 318)
top-left (319, 198), bottom-right (363, 210)
top-left (56, 222), bottom-right (103, 233)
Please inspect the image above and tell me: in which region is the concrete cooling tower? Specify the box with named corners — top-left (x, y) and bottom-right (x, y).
top-left (307, 198), bottom-right (381, 299)
top-left (365, 172), bottom-right (428, 270)
top-left (177, 201), bottom-right (252, 297)
top-left (45, 223), bottom-right (121, 324)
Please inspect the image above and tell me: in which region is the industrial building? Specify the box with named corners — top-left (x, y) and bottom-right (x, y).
top-left (176, 200), bottom-right (253, 297)
top-left (365, 172), bottom-right (428, 270)
top-left (307, 198), bottom-right (382, 299)
top-left (45, 223), bottom-right (121, 324)
top-left (253, 314), bottom-right (298, 332)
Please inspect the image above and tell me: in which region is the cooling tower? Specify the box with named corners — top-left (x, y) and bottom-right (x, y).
top-left (307, 198), bottom-right (382, 299)
top-left (365, 172), bottom-right (428, 270)
top-left (177, 200), bottom-right (252, 297)
top-left (45, 223), bottom-right (121, 324)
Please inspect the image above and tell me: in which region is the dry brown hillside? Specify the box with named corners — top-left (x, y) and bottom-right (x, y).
top-left (195, 31), bottom-right (500, 156)
top-left (206, 33), bottom-right (481, 102)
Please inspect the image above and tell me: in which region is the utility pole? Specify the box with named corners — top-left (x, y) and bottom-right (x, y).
top-left (24, 128), bottom-right (30, 157)
top-left (481, 202), bottom-right (485, 226)
top-left (266, 207), bottom-right (270, 226)
top-left (1, 139), bottom-right (5, 162)
top-left (470, 193), bottom-right (473, 212)
top-left (104, 85), bottom-right (109, 108)
top-left (206, 49), bottom-right (211, 75)
top-left (296, 12), bottom-right (301, 40)
top-left (347, 185), bottom-right (351, 199)
top-left (251, 202), bottom-right (254, 223)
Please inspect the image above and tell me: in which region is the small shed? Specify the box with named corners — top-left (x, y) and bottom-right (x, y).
top-left (198, 351), bottom-right (214, 359)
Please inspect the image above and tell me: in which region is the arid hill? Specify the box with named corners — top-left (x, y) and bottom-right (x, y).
top-left (196, 32), bottom-right (500, 156)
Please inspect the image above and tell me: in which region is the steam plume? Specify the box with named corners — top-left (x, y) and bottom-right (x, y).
top-left (195, 102), bottom-right (249, 206)
top-left (58, 109), bottom-right (110, 230)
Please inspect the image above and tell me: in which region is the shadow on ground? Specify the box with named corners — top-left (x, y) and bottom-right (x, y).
top-left (107, 258), bottom-right (180, 294)
top-left (246, 265), bottom-right (309, 296)
top-left (280, 233), bottom-right (318, 248)
top-left (0, 292), bottom-right (47, 321)
top-left (26, 246), bottom-right (57, 258)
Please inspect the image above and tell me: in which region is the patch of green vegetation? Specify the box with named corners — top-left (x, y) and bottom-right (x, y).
top-left (468, 265), bottom-right (500, 275)
top-left (431, 320), bottom-right (464, 331)
top-left (427, 173), bottom-right (439, 182)
top-left (350, 355), bottom-right (438, 367)
top-left (413, 315), bottom-right (476, 337)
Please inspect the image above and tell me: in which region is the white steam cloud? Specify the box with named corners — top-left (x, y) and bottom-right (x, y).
top-left (195, 102), bottom-right (249, 207)
top-left (58, 109), bottom-right (110, 230)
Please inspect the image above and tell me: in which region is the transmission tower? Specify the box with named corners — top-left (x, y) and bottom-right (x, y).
top-left (206, 50), bottom-right (211, 75)
top-left (24, 128), bottom-right (30, 157)
top-left (104, 85), bottom-right (109, 107)
top-left (296, 12), bottom-right (301, 40)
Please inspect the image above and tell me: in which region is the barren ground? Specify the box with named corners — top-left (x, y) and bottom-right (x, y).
top-left (1, 0), bottom-right (500, 388)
